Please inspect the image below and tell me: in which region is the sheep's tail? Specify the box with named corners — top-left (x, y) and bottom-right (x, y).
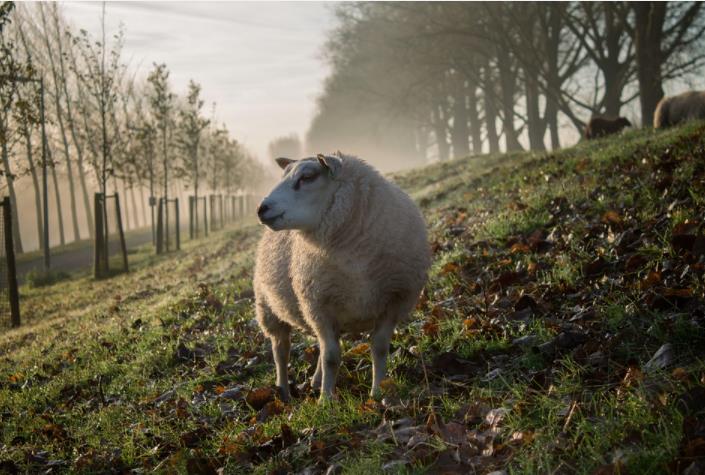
top-left (654, 96), bottom-right (669, 129)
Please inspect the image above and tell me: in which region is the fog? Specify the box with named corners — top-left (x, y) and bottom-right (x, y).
top-left (7, 2), bottom-right (705, 256)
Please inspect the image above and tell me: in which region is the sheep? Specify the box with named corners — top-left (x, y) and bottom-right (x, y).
top-left (253, 153), bottom-right (430, 402)
top-left (654, 90), bottom-right (705, 129)
top-left (584, 116), bottom-right (632, 140)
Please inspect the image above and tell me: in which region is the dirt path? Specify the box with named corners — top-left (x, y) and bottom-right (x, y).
top-left (16, 228), bottom-right (154, 282)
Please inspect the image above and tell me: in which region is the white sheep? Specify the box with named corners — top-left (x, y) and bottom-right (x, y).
top-left (253, 153), bottom-right (430, 401)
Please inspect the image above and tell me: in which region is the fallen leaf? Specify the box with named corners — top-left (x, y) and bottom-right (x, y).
top-left (246, 387), bottom-right (275, 410)
top-left (347, 342), bottom-right (370, 356)
top-left (423, 320), bottom-right (440, 337)
top-left (510, 242), bottom-right (530, 254)
top-left (441, 262), bottom-right (460, 276)
top-left (602, 210), bottom-right (622, 226)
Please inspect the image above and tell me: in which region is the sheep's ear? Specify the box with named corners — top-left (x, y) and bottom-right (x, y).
top-left (275, 157), bottom-right (296, 170)
top-left (317, 154), bottom-right (342, 178)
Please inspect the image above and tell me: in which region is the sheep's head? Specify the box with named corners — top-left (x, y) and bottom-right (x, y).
top-left (257, 154), bottom-right (342, 231)
top-left (618, 117), bottom-right (632, 128)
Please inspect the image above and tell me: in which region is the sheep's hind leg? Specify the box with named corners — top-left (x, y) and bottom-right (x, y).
top-left (370, 318), bottom-right (395, 398)
top-left (311, 354), bottom-right (322, 391)
top-left (271, 331), bottom-right (291, 401)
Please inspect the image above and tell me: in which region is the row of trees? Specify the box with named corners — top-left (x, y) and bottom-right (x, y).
top-left (0, 2), bottom-right (266, 254)
top-left (307, 2), bottom-right (705, 166)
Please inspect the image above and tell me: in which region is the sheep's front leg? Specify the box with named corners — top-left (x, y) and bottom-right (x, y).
top-left (370, 319), bottom-right (395, 398)
top-left (271, 331), bottom-right (291, 401)
top-left (317, 329), bottom-right (341, 401)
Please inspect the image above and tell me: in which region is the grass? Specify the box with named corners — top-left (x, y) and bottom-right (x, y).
top-left (2, 124), bottom-right (705, 474)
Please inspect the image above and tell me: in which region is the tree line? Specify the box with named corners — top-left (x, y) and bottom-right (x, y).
top-left (307, 2), bottom-right (705, 167)
top-left (0, 2), bottom-right (266, 254)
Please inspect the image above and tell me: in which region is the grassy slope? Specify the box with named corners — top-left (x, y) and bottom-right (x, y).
top-left (2, 124), bottom-right (705, 474)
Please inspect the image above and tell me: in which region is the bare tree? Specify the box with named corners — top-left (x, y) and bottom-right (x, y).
top-left (268, 134), bottom-right (301, 160)
top-left (38, 3), bottom-right (81, 240)
top-left (632, 2), bottom-right (705, 126)
top-left (147, 62), bottom-right (175, 203)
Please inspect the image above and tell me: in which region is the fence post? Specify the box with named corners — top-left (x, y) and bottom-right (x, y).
top-left (94, 192), bottom-right (104, 278)
top-left (114, 193), bottom-right (129, 272)
top-left (175, 198), bottom-right (180, 251)
top-left (156, 198), bottom-right (164, 255)
top-left (3, 197), bottom-right (20, 327)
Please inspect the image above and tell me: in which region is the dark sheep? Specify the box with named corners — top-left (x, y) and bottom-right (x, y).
top-left (654, 90), bottom-right (705, 129)
top-left (584, 116), bottom-right (632, 140)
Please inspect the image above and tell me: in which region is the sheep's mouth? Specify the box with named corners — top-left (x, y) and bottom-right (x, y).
top-left (260, 212), bottom-right (284, 226)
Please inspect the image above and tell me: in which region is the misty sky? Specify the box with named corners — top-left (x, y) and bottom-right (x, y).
top-left (61, 1), bottom-right (334, 163)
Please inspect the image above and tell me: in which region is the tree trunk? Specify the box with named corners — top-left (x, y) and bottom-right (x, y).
top-left (431, 104), bottom-right (450, 161)
top-left (1, 137), bottom-right (24, 254)
top-left (416, 125), bottom-right (429, 161)
top-left (482, 63), bottom-right (500, 154)
top-left (602, 65), bottom-right (624, 117)
top-left (68, 42), bottom-right (103, 189)
top-left (450, 75), bottom-right (470, 159)
top-left (633, 2), bottom-right (666, 127)
top-left (525, 69), bottom-right (546, 151)
top-left (40, 4), bottom-right (81, 242)
top-left (546, 98), bottom-right (560, 150)
top-left (496, 47), bottom-right (523, 152)
top-left (467, 80), bottom-right (482, 155)
top-left (129, 180), bottom-right (139, 229)
top-left (20, 104), bottom-right (44, 251)
top-left (140, 185), bottom-right (148, 229)
top-left (51, 3), bottom-right (94, 239)
top-left (120, 179), bottom-right (130, 230)
top-left (48, 148), bottom-right (66, 246)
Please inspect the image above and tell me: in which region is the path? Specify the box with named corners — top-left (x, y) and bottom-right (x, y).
top-left (16, 228), bottom-right (154, 283)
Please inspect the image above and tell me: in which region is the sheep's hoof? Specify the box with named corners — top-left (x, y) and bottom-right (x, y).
top-left (277, 386), bottom-right (290, 402)
top-left (317, 392), bottom-right (337, 404)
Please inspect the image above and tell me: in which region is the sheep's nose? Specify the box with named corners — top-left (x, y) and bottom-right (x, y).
top-left (257, 202), bottom-right (270, 218)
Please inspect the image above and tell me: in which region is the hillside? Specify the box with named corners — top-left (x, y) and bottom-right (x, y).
top-left (2, 123), bottom-right (705, 474)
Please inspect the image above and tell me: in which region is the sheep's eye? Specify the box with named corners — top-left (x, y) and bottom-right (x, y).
top-left (295, 173), bottom-right (318, 190)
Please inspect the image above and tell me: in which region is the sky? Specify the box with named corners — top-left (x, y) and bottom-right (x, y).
top-left (60, 1), bottom-right (335, 163)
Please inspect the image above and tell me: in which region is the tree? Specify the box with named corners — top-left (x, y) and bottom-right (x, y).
top-left (268, 134), bottom-right (301, 160)
top-left (72, 4), bottom-right (124, 196)
top-left (38, 2), bottom-right (81, 240)
top-left (49, 3), bottom-right (94, 238)
top-left (564, 2), bottom-right (635, 118)
top-left (177, 79), bottom-right (209, 230)
top-left (147, 62), bottom-right (175, 203)
top-left (632, 2), bottom-right (705, 126)
top-left (0, 2), bottom-right (27, 252)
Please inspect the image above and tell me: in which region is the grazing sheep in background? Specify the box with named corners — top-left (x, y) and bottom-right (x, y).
top-left (254, 153), bottom-right (430, 401)
top-left (584, 116), bottom-right (632, 140)
top-left (654, 90), bottom-right (705, 129)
